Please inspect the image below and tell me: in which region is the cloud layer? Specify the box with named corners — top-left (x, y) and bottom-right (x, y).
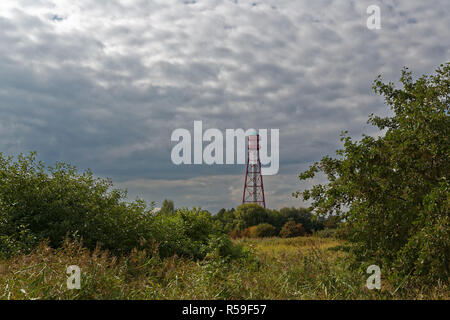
top-left (1, 0), bottom-right (449, 212)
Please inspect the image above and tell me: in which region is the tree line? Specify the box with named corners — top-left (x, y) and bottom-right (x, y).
top-left (160, 200), bottom-right (338, 238)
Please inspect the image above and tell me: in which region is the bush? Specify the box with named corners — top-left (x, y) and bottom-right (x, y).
top-left (246, 223), bottom-right (277, 238)
top-left (255, 223), bottom-right (277, 237)
top-left (297, 63), bottom-right (450, 285)
top-left (279, 221), bottom-right (305, 238)
top-left (277, 207), bottom-right (324, 233)
top-left (0, 152), bottom-right (156, 255)
top-left (215, 205), bottom-right (322, 235)
top-left (0, 226), bottom-right (38, 258)
top-left (233, 204), bottom-right (269, 230)
top-left (0, 153), bottom-right (240, 260)
top-left (201, 234), bottom-right (247, 260)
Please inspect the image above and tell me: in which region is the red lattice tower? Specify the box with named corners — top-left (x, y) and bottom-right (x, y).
top-left (242, 133), bottom-right (266, 208)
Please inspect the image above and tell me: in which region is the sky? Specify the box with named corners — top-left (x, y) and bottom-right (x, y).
top-left (0, 0), bottom-right (449, 213)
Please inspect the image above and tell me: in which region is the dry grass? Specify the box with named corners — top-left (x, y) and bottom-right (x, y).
top-left (236, 236), bottom-right (344, 255)
top-left (0, 237), bottom-right (447, 300)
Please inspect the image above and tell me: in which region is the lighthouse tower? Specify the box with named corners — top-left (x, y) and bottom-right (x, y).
top-left (242, 132), bottom-right (266, 208)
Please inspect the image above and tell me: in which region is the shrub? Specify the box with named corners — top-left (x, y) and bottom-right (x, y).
top-left (215, 206), bottom-right (322, 235)
top-left (279, 221), bottom-right (305, 238)
top-left (228, 229), bottom-right (241, 239)
top-left (153, 207), bottom-right (227, 259)
top-left (0, 152), bottom-right (157, 255)
top-left (234, 204), bottom-right (269, 230)
top-left (0, 153), bottom-right (239, 260)
top-left (201, 234), bottom-right (247, 260)
top-left (247, 223), bottom-right (277, 238)
top-left (0, 226), bottom-right (38, 258)
top-left (277, 207), bottom-right (324, 233)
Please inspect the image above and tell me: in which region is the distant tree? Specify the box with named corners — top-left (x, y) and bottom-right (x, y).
top-left (234, 204), bottom-right (268, 230)
top-left (216, 208), bottom-right (226, 219)
top-left (244, 223), bottom-right (277, 238)
top-left (0, 152), bottom-right (156, 255)
top-left (217, 205), bottom-right (320, 236)
top-left (214, 208), bottom-right (236, 232)
top-left (160, 199), bottom-right (175, 216)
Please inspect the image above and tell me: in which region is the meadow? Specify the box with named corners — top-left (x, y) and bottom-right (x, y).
top-left (1, 236), bottom-right (447, 300)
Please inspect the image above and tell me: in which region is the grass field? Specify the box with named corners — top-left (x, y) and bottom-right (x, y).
top-left (0, 236), bottom-right (447, 300)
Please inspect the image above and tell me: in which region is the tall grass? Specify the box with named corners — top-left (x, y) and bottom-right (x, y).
top-left (0, 237), bottom-right (447, 300)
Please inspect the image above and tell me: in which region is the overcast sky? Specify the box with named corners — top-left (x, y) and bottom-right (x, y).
top-left (0, 0), bottom-right (449, 212)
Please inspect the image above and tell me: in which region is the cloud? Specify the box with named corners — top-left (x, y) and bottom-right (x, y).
top-left (0, 0), bottom-right (449, 212)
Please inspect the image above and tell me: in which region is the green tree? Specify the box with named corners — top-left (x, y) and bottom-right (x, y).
top-left (296, 63), bottom-right (450, 285)
top-left (160, 199), bottom-right (175, 216)
top-left (278, 207), bottom-right (323, 233)
top-left (0, 152), bottom-right (155, 254)
top-left (245, 223), bottom-right (277, 238)
top-left (279, 220), bottom-right (305, 238)
top-left (214, 208), bottom-right (236, 232)
top-left (234, 204), bottom-right (268, 230)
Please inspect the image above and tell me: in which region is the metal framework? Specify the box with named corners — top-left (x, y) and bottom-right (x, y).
top-left (242, 134), bottom-right (266, 208)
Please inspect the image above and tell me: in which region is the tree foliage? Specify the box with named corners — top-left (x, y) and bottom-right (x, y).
top-left (214, 204), bottom-right (326, 235)
top-left (296, 63), bottom-right (450, 284)
top-left (279, 220), bottom-right (305, 238)
top-left (243, 223), bottom-right (277, 238)
top-left (234, 204), bottom-right (269, 230)
top-left (0, 153), bottom-right (240, 260)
